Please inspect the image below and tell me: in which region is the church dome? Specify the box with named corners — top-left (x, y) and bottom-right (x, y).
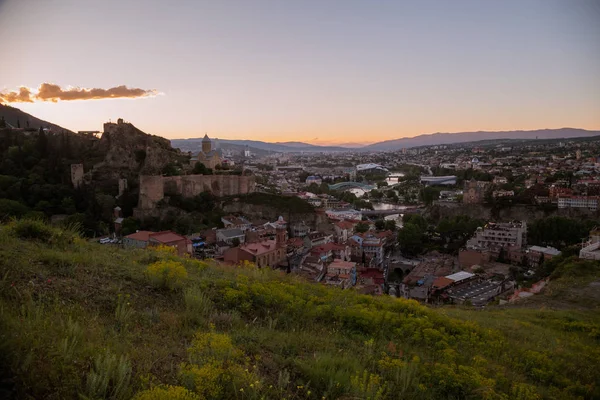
top-left (202, 134), bottom-right (211, 142)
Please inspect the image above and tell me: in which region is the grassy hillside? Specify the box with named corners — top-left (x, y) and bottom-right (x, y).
top-left (0, 221), bottom-right (599, 399)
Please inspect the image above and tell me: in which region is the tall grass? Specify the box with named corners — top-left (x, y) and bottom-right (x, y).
top-left (81, 351), bottom-right (132, 400)
top-left (184, 286), bottom-right (213, 326)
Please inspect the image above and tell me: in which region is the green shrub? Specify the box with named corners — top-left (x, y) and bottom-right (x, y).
top-left (7, 218), bottom-right (79, 247)
top-left (133, 385), bottom-right (200, 400)
top-left (8, 218), bottom-right (54, 242)
top-left (145, 260), bottom-right (188, 290)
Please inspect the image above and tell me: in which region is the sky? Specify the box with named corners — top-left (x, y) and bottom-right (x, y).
top-left (0, 0), bottom-right (599, 145)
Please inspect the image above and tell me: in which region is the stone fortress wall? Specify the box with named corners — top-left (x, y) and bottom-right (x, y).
top-left (137, 174), bottom-right (256, 210)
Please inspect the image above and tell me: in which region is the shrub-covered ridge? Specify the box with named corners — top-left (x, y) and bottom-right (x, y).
top-left (0, 220), bottom-right (598, 399)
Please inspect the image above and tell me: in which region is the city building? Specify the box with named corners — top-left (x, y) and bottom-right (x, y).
top-left (123, 230), bottom-right (190, 256)
top-left (557, 196), bottom-right (599, 210)
top-left (216, 228), bottom-right (246, 245)
top-left (526, 246), bottom-right (561, 266)
top-left (221, 215), bottom-right (252, 231)
top-left (579, 228), bottom-right (600, 260)
top-left (493, 190), bottom-right (514, 198)
top-left (223, 228), bottom-right (287, 267)
top-left (466, 222), bottom-right (527, 250)
top-left (324, 259), bottom-right (357, 288)
top-left (291, 221), bottom-right (311, 237)
top-left (305, 176), bottom-right (322, 185)
top-left (420, 175), bottom-right (457, 186)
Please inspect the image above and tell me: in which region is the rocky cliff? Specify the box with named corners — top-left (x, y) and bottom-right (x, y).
top-left (427, 202), bottom-right (599, 223)
top-left (91, 119), bottom-right (189, 182)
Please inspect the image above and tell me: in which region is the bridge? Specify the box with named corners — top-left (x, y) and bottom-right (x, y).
top-left (361, 207), bottom-right (422, 217)
top-left (329, 181), bottom-right (375, 191)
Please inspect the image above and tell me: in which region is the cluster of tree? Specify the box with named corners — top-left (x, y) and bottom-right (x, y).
top-left (374, 219), bottom-right (396, 231)
top-left (255, 163), bottom-right (274, 171)
top-left (528, 216), bottom-right (598, 249)
top-left (234, 192), bottom-right (315, 214)
top-left (397, 214), bottom-right (483, 256)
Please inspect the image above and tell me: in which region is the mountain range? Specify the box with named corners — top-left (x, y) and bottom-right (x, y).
top-left (174, 128), bottom-right (600, 153)
top-left (2, 104), bottom-right (598, 153)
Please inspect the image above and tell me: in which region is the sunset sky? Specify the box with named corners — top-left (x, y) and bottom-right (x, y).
top-left (0, 0), bottom-right (599, 145)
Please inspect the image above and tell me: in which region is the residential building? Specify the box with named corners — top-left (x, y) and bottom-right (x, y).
top-left (124, 230), bottom-right (190, 256)
top-left (223, 228), bottom-right (287, 267)
top-left (291, 221), bottom-right (311, 238)
top-left (466, 221), bottom-right (527, 251)
top-left (148, 231), bottom-right (191, 256)
top-left (221, 215), bottom-right (252, 231)
top-left (526, 246), bottom-right (561, 266)
top-left (579, 228), bottom-right (600, 260)
top-left (324, 259), bottom-right (357, 288)
top-left (493, 190), bottom-right (514, 198)
top-left (123, 230), bottom-right (154, 249)
top-left (216, 228), bottom-right (246, 245)
top-left (349, 231), bottom-right (392, 266)
top-left (458, 247), bottom-right (491, 268)
top-left (557, 196), bottom-right (599, 210)
top-left (333, 220), bottom-right (356, 243)
top-left (305, 176), bottom-right (322, 185)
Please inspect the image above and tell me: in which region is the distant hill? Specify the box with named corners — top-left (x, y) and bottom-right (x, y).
top-left (362, 128), bottom-right (600, 151)
top-left (0, 103), bottom-right (74, 133)
top-left (171, 138), bottom-right (351, 153)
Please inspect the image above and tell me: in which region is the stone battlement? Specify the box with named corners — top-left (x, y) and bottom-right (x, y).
top-left (137, 174), bottom-right (256, 210)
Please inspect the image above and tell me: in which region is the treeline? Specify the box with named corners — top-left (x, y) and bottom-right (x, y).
top-left (528, 216), bottom-right (598, 249)
top-left (398, 214), bottom-right (484, 256)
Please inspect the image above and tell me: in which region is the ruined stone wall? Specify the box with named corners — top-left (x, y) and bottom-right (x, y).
top-left (70, 164), bottom-right (84, 188)
top-left (138, 175), bottom-right (166, 209)
top-left (137, 174), bottom-right (256, 210)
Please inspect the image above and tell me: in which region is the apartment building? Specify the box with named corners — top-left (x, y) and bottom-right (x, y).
top-left (466, 222), bottom-right (527, 250)
top-left (557, 196), bottom-right (599, 210)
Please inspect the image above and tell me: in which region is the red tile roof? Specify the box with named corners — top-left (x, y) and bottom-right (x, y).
top-left (150, 231), bottom-right (186, 244)
top-left (432, 276), bottom-right (454, 290)
top-left (124, 230), bottom-right (154, 241)
top-left (239, 240), bottom-right (279, 256)
top-left (335, 220), bottom-right (356, 230)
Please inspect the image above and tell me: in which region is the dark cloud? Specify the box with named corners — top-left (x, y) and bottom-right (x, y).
top-left (0, 83), bottom-right (158, 103)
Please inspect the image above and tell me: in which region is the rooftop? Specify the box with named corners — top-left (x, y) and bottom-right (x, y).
top-left (446, 271), bottom-right (475, 282)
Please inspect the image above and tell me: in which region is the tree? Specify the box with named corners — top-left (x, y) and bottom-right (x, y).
top-left (231, 237), bottom-right (240, 247)
top-left (37, 127), bottom-right (48, 157)
top-left (121, 217), bottom-right (140, 236)
top-left (403, 214), bottom-right (427, 230)
top-left (374, 219), bottom-right (385, 231)
top-left (192, 162), bottom-right (211, 175)
top-left (355, 222), bottom-right (369, 233)
top-left (370, 190), bottom-right (384, 200)
top-left (421, 186), bottom-right (441, 206)
top-left (384, 219), bottom-right (396, 231)
top-left (498, 247), bottom-right (507, 263)
top-left (397, 223), bottom-right (425, 256)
